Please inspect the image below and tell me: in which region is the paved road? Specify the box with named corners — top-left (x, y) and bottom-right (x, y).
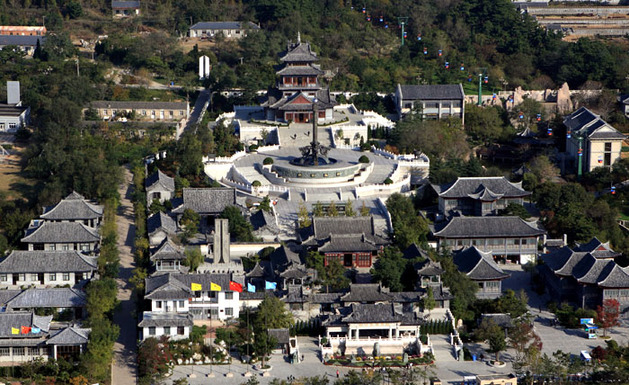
top-left (111, 166), bottom-right (138, 384)
top-left (185, 89), bottom-right (211, 132)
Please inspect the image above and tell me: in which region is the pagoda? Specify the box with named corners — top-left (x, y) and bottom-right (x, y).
top-left (262, 33), bottom-right (336, 123)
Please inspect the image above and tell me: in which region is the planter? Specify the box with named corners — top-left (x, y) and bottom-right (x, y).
top-left (490, 361), bottom-right (506, 368)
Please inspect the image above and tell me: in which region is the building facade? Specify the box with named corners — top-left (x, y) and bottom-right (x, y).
top-left (453, 247), bottom-right (510, 299)
top-left (145, 169), bottom-right (175, 206)
top-left (86, 101), bottom-right (189, 122)
top-left (112, 1), bottom-right (140, 17)
top-left (188, 21), bottom-right (260, 39)
top-left (394, 84), bottom-right (465, 122)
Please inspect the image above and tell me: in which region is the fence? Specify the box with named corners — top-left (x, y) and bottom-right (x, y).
top-left (355, 175), bottom-right (411, 198)
top-left (376, 197), bottom-right (393, 234)
top-left (203, 151), bottom-right (247, 164)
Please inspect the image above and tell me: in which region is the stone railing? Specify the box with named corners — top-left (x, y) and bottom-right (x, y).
top-left (255, 144), bottom-right (280, 152)
top-left (203, 151), bottom-right (247, 164)
top-left (355, 175), bottom-right (411, 198)
top-left (377, 197), bottom-right (393, 234)
top-left (221, 178), bottom-right (253, 193)
top-left (446, 309), bottom-right (464, 360)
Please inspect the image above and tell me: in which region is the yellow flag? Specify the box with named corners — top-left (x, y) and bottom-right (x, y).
top-left (191, 283), bottom-right (202, 291)
top-left (11, 328), bottom-right (19, 335)
top-left (210, 282), bottom-right (221, 291)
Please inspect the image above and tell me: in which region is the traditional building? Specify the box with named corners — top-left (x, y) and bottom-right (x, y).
top-left (299, 216), bottom-right (388, 268)
top-left (261, 34), bottom-right (336, 123)
top-left (0, 35), bottom-right (43, 56)
top-left (171, 188), bottom-right (238, 228)
top-left (138, 312), bottom-right (193, 341)
top-left (432, 177), bottom-right (531, 217)
top-left (453, 247), bottom-right (510, 299)
top-left (147, 212), bottom-right (178, 247)
top-left (433, 216), bottom-right (545, 264)
top-left (40, 191), bottom-right (104, 228)
top-left (414, 258), bottom-right (452, 308)
top-left (145, 169), bottom-right (175, 206)
top-left (112, 0), bottom-right (140, 17)
top-left (188, 21), bottom-right (260, 39)
top-left (86, 100), bottom-right (189, 122)
top-left (21, 222), bottom-right (100, 253)
top-left (5, 288), bottom-right (87, 319)
top-left (564, 107), bottom-right (625, 173)
top-left (394, 84), bottom-right (465, 122)
top-left (0, 250), bottom-right (97, 288)
top-left (149, 238), bottom-right (188, 274)
top-left (539, 238), bottom-right (629, 310)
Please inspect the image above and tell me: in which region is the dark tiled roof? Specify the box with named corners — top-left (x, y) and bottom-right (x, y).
top-left (7, 288), bottom-right (86, 309)
top-left (190, 21), bottom-right (259, 31)
top-left (138, 311), bottom-right (193, 328)
top-left (268, 328), bottom-right (290, 344)
top-left (301, 216), bottom-right (386, 245)
top-left (453, 247), bottom-right (510, 281)
top-left (150, 238), bottom-right (185, 261)
top-left (279, 266), bottom-right (309, 279)
top-left (0, 291), bottom-right (20, 305)
top-left (280, 41), bottom-right (318, 63)
top-left (250, 210), bottom-right (279, 234)
top-left (21, 222), bottom-right (100, 244)
top-left (0, 312), bottom-right (51, 337)
top-left (277, 65), bottom-right (324, 76)
top-left (269, 245), bottom-right (302, 271)
top-left (598, 265), bottom-right (629, 288)
top-left (46, 327), bottom-right (90, 345)
top-left (145, 272), bottom-right (236, 300)
top-left (563, 107), bottom-right (625, 140)
top-left (271, 90), bottom-right (335, 111)
top-left (0, 250), bottom-right (97, 273)
top-left (0, 104), bottom-right (28, 117)
top-left (575, 237), bottom-right (621, 259)
top-left (340, 284), bottom-right (392, 303)
top-left (147, 212), bottom-right (177, 236)
top-left (0, 35), bottom-right (43, 46)
top-left (415, 259), bottom-right (445, 276)
top-left (89, 100), bottom-right (187, 110)
top-left (572, 255), bottom-right (615, 284)
top-left (398, 84), bottom-right (464, 101)
top-left (433, 216), bottom-right (545, 238)
top-left (390, 292), bottom-right (422, 303)
top-left (341, 303), bottom-right (422, 325)
top-left (283, 285), bottom-right (308, 303)
top-left (246, 261), bottom-right (272, 278)
top-left (403, 244), bottom-right (429, 260)
top-left (480, 313), bottom-right (513, 328)
top-left (240, 290), bottom-right (275, 300)
top-left (435, 177), bottom-right (530, 199)
top-left (111, 0), bottom-right (140, 8)
top-left (145, 169), bottom-right (175, 193)
top-left (41, 191), bottom-right (103, 221)
top-left (318, 234), bottom-right (378, 253)
top-left (541, 246), bottom-right (587, 276)
top-left (171, 188), bottom-right (237, 215)
top-left (311, 293), bottom-right (341, 304)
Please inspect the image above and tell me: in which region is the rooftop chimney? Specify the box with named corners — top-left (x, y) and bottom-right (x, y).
top-left (7, 81), bottom-right (20, 105)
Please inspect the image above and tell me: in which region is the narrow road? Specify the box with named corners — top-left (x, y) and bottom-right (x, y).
top-left (185, 88), bottom-right (211, 132)
top-left (112, 166), bottom-right (138, 384)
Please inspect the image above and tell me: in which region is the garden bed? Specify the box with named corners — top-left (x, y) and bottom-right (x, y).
top-left (324, 354), bottom-right (434, 367)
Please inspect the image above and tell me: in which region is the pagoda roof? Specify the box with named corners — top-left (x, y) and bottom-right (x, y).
top-left (280, 41), bottom-right (318, 63)
top-left (453, 247), bottom-right (510, 281)
top-left (340, 284), bottom-right (393, 303)
top-left (434, 177), bottom-right (530, 199)
top-left (433, 216), bottom-right (544, 238)
top-left (41, 191), bottom-right (103, 221)
top-left (150, 237), bottom-right (186, 261)
top-left (277, 64), bottom-right (323, 76)
top-left (145, 169), bottom-right (175, 192)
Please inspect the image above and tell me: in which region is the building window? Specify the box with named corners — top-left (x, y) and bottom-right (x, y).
top-left (225, 292), bottom-right (233, 300)
top-left (0, 348), bottom-right (9, 356)
top-left (30, 274), bottom-right (38, 281)
top-left (163, 326), bottom-right (171, 335)
top-left (225, 307), bottom-right (233, 316)
top-left (155, 301), bottom-right (162, 309)
top-left (8, 123), bottom-right (16, 130)
top-left (80, 243), bottom-right (91, 251)
top-left (0, 274), bottom-right (6, 282)
top-left (169, 111), bottom-right (174, 117)
top-left (28, 347), bottom-right (40, 356)
top-left (209, 291), bottom-right (216, 298)
top-left (13, 347), bottom-right (24, 356)
top-left (47, 244), bottom-right (56, 251)
top-left (19, 274), bottom-right (25, 281)
top-left (63, 273), bottom-right (70, 281)
top-left (142, 110), bottom-right (146, 116)
top-left (62, 244), bottom-right (70, 251)
top-left (148, 327), bottom-right (156, 336)
top-left (49, 273), bottom-right (56, 281)
top-left (177, 326), bottom-right (185, 335)
top-left (0, 123), bottom-right (4, 130)
top-left (178, 300), bottom-right (185, 308)
top-left (604, 142), bottom-right (613, 166)
top-left (210, 308), bottom-right (218, 317)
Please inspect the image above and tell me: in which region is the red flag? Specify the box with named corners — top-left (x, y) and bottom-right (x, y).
top-left (229, 281), bottom-right (243, 293)
top-left (21, 326), bottom-right (31, 334)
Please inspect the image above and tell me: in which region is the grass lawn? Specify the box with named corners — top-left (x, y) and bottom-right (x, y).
top-left (0, 146), bottom-right (37, 201)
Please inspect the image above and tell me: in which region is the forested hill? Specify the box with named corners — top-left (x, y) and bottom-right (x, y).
top-left (2, 0), bottom-right (629, 94)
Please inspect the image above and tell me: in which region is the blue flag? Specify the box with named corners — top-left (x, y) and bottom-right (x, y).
top-left (247, 283), bottom-right (255, 293)
top-left (265, 281), bottom-right (277, 290)
top-left (31, 327), bottom-right (41, 334)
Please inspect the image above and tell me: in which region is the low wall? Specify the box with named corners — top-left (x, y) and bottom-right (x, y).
top-left (229, 242), bottom-right (282, 257)
top-left (355, 175), bottom-right (411, 198)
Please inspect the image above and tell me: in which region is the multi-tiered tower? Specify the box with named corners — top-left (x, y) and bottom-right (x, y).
top-left (262, 33), bottom-right (336, 123)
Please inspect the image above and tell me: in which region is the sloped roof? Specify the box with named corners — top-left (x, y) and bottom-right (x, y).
top-left (21, 222), bottom-right (100, 244)
top-left (403, 244), bottom-right (429, 260)
top-left (433, 216), bottom-right (545, 238)
top-left (301, 216), bottom-right (387, 245)
top-left (250, 210), bottom-right (279, 234)
top-left (147, 212), bottom-right (177, 236)
top-left (111, 1), bottom-right (140, 9)
top-left (453, 247), bottom-right (510, 281)
top-left (7, 288), bottom-right (87, 309)
top-left (280, 41), bottom-right (318, 63)
top-left (0, 291), bottom-right (20, 305)
top-left (0, 312), bottom-right (51, 337)
top-left (246, 261), bottom-right (273, 279)
top-left (480, 313), bottom-right (513, 328)
top-left (398, 84), bottom-right (464, 101)
top-left (190, 21), bottom-right (259, 31)
top-left (269, 245), bottom-right (302, 271)
top-left (145, 169), bottom-right (175, 193)
top-left (171, 188), bottom-right (237, 215)
top-left (277, 64), bottom-right (323, 76)
top-left (0, 250), bottom-right (97, 273)
top-left (138, 311), bottom-right (193, 327)
top-left (145, 272), bottom-right (236, 300)
top-left (572, 254), bottom-right (615, 284)
top-left (541, 246), bottom-right (587, 276)
top-left (563, 107), bottom-right (625, 140)
top-left (340, 284), bottom-right (393, 303)
top-left (318, 234), bottom-right (378, 253)
top-left (575, 237), bottom-right (620, 259)
top-left (268, 328), bottom-right (290, 344)
top-left (0, 35), bottom-right (43, 47)
top-left (150, 238), bottom-right (185, 261)
top-left (434, 177), bottom-right (530, 199)
top-left (415, 259), bottom-right (444, 276)
top-left (598, 264), bottom-right (629, 288)
top-left (41, 191), bottom-right (103, 221)
top-left (341, 303), bottom-right (422, 325)
top-left (46, 327), bottom-right (90, 345)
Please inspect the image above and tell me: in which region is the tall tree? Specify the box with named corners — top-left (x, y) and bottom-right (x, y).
top-left (386, 193), bottom-right (429, 249)
top-left (597, 299), bottom-right (621, 337)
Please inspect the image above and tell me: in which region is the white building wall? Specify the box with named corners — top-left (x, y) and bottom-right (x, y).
top-left (141, 325), bottom-right (191, 341)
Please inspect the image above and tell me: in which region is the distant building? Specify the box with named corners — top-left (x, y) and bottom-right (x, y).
top-left (145, 169), bottom-right (175, 206)
top-left (0, 26), bottom-right (46, 36)
top-left (188, 21), bottom-right (260, 39)
top-left (21, 222), bottom-right (100, 253)
top-left (171, 188), bottom-right (238, 227)
top-left (0, 81), bottom-right (30, 133)
top-left (41, 191), bottom-right (104, 228)
top-left (394, 84), bottom-right (465, 122)
top-left (111, 1), bottom-right (140, 17)
top-left (149, 238), bottom-right (188, 274)
top-left (86, 100), bottom-right (189, 122)
top-left (564, 107), bottom-right (625, 173)
top-left (453, 246), bottom-right (510, 299)
top-left (147, 212), bottom-right (178, 247)
top-left (0, 35), bottom-right (44, 56)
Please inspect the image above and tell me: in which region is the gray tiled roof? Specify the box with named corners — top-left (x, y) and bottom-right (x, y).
top-left (41, 191), bottom-right (104, 221)
top-left (572, 255), bottom-right (615, 284)
top-left (245, 261), bottom-right (272, 278)
top-left (0, 291), bottom-right (20, 305)
top-left (145, 169), bottom-right (175, 193)
top-left (480, 313), bottom-right (513, 328)
top-left (138, 311), bottom-right (193, 327)
top-left (301, 216), bottom-right (387, 245)
top-left (150, 238), bottom-right (185, 261)
top-left (147, 212), bottom-right (177, 236)
top-left (318, 234), bottom-right (378, 253)
top-left (0, 312), bottom-right (51, 337)
top-left (268, 328), bottom-right (290, 344)
top-left (598, 265), bottom-right (629, 288)
top-left (280, 41), bottom-right (318, 63)
top-left (415, 259), bottom-right (445, 276)
top-left (270, 90), bottom-right (336, 111)
top-left (269, 245), bottom-right (302, 271)
top-left (21, 222), bottom-right (100, 244)
top-left (575, 237), bottom-right (621, 259)
top-left (434, 177), bottom-right (530, 199)
top-left (7, 288), bottom-right (86, 309)
top-left (340, 284), bottom-right (393, 303)
top-left (171, 188), bottom-right (237, 215)
top-left (145, 272), bottom-right (237, 300)
top-left (190, 21), bottom-right (260, 31)
top-left (403, 244), bottom-right (429, 260)
top-left (250, 210), bottom-right (280, 234)
top-left (563, 107), bottom-right (625, 140)
top-left (283, 285), bottom-right (308, 303)
top-left (277, 65), bottom-right (324, 76)
top-left (398, 84), bottom-right (464, 101)
top-left (0, 35), bottom-right (43, 47)
top-left (453, 247), bottom-right (510, 281)
top-left (341, 303), bottom-right (422, 325)
top-left (389, 291), bottom-right (422, 303)
top-left (433, 216), bottom-right (545, 238)
top-left (279, 265), bottom-right (310, 279)
top-left (46, 327), bottom-right (90, 345)
top-left (89, 100), bottom-right (188, 110)
top-left (0, 250), bottom-right (97, 273)
top-left (541, 246), bottom-right (587, 276)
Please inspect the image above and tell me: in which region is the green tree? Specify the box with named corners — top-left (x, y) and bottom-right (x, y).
top-left (370, 247), bottom-right (406, 292)
top-left (476, 318), bottom-right (507, 362)
top-left (386, 193), bottom-right (429, 249)
top-left (423, 286), bottom-right (436, 314)
top-left (345, 199), bottom-right (356, 217)
top-left (298, 201), bottom-right (311, 228)
top-left (221, 206), bottom-right (256, 242)
top-left (81, 318), bottom-right (120, 384)
top-left (254, 296), bottom-right (294, 330)
top-left (322, 259), bottom-right (350, 293)
top-left (183, 247), bottom-right (204, 272)
top-left (360, 201), bottom-right (370, 216)
top-left (509, 319), bottom-right (542, 376)
top-left (137, 337), bottom-right (173, 385)
top-left (327, 201), bottom-right (339, 217)
top-left (464, 104), bottom-right (511, 144)
top-left (313, 201), bottom-right (324, 217)
top-left (499, 203), bottom-right (531, 219)
top-left (259, 196), bottom-right (272, 212)
top-left (85, 278), bottom-right (118, 321)
top-left (180, 208), bottom-right (200, 241)
top-left (436, 249), bottom-right (478, 320)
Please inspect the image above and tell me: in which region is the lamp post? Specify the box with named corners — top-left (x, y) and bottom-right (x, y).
top-left (477, 68), bottom-right (487, 106)
top-left (397, 17), bottom-right (409, 46)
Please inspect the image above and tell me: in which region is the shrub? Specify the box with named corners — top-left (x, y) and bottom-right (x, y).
top-left (252, 180), bottom-right (262, 187)
top-left (384, 178), bottom-right (393, 184)
top-left (249, 144), bottom-right (259, 152)
top-left (263, 157), bottom-right (274, 165)
top-left (358, 155), bottom-right (370, 163)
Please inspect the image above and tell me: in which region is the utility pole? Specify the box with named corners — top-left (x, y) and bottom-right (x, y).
top-left (477, 67), bottom-right (487, 106)
top-left (577, 135), bottom-right (584, 179)
top-left (397, 17), bottom-right (408, 46)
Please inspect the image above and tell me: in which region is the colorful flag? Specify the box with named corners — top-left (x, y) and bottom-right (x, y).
top-left (11, 327), bottom-right (19, 335)
top-left (191, 283), bottom-right (202, 291)
top-left (32, 327), bottom-right (41, 334)
top-left (265, 281), bottom-right (277, 290)
top-left (21, 326), bottom-right (31, 334)
top-left (229, 281), bottom-right (243, 293)
top-left (210, 282), bottom-right (222, 291)
top-left (247, 283), bottom-right (256, 292)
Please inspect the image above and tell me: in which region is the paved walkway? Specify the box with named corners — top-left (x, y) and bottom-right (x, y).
top-left (185, 89), bottom-right (211, 133)
top-left (111, 166), bottom-right (138, 384)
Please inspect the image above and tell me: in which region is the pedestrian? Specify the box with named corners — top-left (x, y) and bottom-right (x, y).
top-left (302, 354), bottom-right (304, 362)
top-left (336, 369), bottom-right (340, 378)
